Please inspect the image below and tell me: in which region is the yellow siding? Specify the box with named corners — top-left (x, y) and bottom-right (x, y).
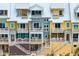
top-left (63, 20), bottom-right (72, 30)
top-left (50, 21), bottom-right (54, 40)
top-left (61, 23), bottom-right (64, 30)
top-left (52, 9), bottom-right (59, 16)
top-left (14, 21), bottom-right (17, 30)
top-left (6, 21), bottom-right (10, 28)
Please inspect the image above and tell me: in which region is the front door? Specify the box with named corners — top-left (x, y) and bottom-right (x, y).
top-left (66, 34), bottom-right (70, 41)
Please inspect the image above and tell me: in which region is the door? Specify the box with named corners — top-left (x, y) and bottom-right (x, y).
top-left (66, 34), bottom-right (70, 41)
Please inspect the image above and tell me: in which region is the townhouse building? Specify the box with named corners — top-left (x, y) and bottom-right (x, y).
top-left (0, 3), bottom-right (79, 56)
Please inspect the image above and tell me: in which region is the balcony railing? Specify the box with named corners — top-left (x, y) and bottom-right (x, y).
top-left (17, 29), bottom-right (28, 33)
top-left (0, 28), bottom-right (9, 33)
top-left (72, 29), bottom-right (79, 32)
top-left (51, 38), bottom-right (65, 42)
top-left (53, 28), bottom-right (64, 33)
top-left (16, 38), bottom-right (29, 42)
top-left (30, 39), bottom-right (42, 42)
top-left (0, 39), bottom-right (8, 42)
top-left (29, 28), bottom-right (43, 32)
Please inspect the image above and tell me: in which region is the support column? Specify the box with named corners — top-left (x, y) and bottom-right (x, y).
top-left (72, 33), bottom-right (73, 43)
top-left (57, 33), bottom-right (58, 41)
top-left (8, 29), bottom-right (11, 45)
top-left (65, 33), bottom-right (67, 43)
top-left (29, 33), bottom-right (32, 42)
top-left (70, 33), bottom-right (72, 43)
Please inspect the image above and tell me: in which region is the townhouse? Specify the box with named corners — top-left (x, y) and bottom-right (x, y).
top-left (0, 3), bottom-right (79, 56)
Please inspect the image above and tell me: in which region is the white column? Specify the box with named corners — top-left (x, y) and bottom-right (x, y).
top-left (64, 33), bottom-right (66, 43)
top-left (72, 33), bottom-right (73, 43)
top-left (8, 29), bottom-right (11, 44)
top-left (14, 33), bottom-right (16, 42)
top-left (29, 33), bottom-right (31, 43)
top-left (70, 33), bottom-right (72, 43)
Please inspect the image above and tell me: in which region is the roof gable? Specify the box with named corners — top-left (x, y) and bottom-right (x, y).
top-left (29, 4), bottom-right (43, 10)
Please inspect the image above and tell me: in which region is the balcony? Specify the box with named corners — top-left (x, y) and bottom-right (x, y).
top-left (17, 29), bottom-right (28, 33)
top-left (52, 28), bottom-right (64, 33)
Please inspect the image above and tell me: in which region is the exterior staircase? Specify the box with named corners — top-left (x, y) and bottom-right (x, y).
top-left (52, 42), bottom-right (72, 56)
top-left (36, 43), bottom-right (50, 56)
top-left (55, 44), bottom-right (72, 56)
top-left (15, 44), bottom-right (30, 54)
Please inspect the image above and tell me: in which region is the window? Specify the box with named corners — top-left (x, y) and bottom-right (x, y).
top-left (66, 22), bottom-right (70, 28)
top-left (20, 23), bottom-right (25, 29)
top-left (77, 13), bottom-right (79, 17)
top-left (38, 34), bottom-right (41, 39)
top-left (74, 24), bottom-right (78, 29)
top-left (52, 33), bottom-right (57, 38)
top-left (0, 23), bottom-right (5, 28)
top-left (31, 34), bottom-right (41, 39)
top-left (32, 10), bottom-right (41, 15)
top-left (34, 23), bottom-right (39, 28)
top-left (73, 34), bottom-right (78, 38)
top-left (17, 9), bottom-right (27, 16)
top-left (58, 33), bottom-right (64, 38)
top-left (52, 9), bottom-right (63, 16)
top-left (0, 10), bottom-right (7, 16)
top-left (10, 22), bottom-right (14, 29)
top-left (11, 35), bottom-right (15, 41)
top-left (44, 19), bottom-right (48, 21)
top-left (47, 25), bottom-right (48, 27)
top-left (44, 25), bottom-right (46, 27)
top-left (73, 34), bottom-right (78, 42)
top-left (16, 33), bottom-right (29, 39)
top-left (1, 34), bottom-right (8, 38)
top-left (5, 34), bottom-right (8, 38)
top-left (2, 34), bottom-right (4, 38)
top-left (59, 10), bottom-right (63, 15)
top-left (55, 23), bottom-right (60, 28)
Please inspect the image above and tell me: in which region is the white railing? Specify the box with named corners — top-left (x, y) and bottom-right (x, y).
top-left (53, 28), bottom-right (64, 33)
top-left (29, 28), bottom-right (43, 32)
top-left (17, 29), bottom-right (28, 32)
top-left (0, 38), bottom-right (8, 42)
top-left (51, 38), bottom-right (65, 42)
top-left (0, 28), bottom-right (9, 33)
top-left (30, 39), bottom-right (42, 42)
top-left (16, 38), bottom-right (29, 42)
